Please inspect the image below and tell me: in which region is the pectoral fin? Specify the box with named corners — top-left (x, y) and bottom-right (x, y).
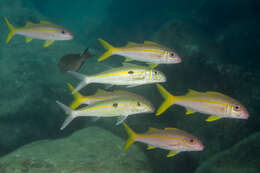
top-left (43, 40), bottom-right (54, 47)
top-left (147, 145), bottom-right (156, 150)
top-left (206, 115), bottom-right (222, 122)
top-left (167, 151), bottom-right (179, 157)
top-left (25, 37), bottom-right (32, 43)
top-left (185, 108), bottom-right (195, 115)
top-left (146, 62), bottom-right (158, 69)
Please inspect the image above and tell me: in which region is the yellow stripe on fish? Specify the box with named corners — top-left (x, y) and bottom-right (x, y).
top-left (156, 84), bottom-right (249, 121)
top-left (3, 17), bottom-right (73, 47)
top-left (97, 38), bottom-right (182, 67)
top-left (122, 123), bottom-right (204, 157)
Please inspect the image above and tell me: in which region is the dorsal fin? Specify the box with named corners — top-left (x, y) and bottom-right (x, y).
top-left (144, 41), bottom-right (166, 49)
top-left (144, 41), bottom-right (161, 46)
top-left (40, 20), bottom-right (53, 25)
top-left (25, 21), bottom-right (36, 27)
top-left (94, 89), bottom-right (108, 95)
top-left (126, 41), bottom-right (137, 47)
top-left (164, 127), bottom-right (178, 130)
top-left (186, 89), bottom-right (201, 96)
top-left (147, 127), bottom-right (160, 133)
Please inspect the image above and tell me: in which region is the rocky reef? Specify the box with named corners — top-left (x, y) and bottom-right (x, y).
top-left (0, 127), bottom-right (151, 173)
top-left (195, 131), bottom-right (260, 173)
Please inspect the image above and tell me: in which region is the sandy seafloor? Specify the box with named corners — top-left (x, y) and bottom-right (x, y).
top-left (0, 0), bottom-right (259, 173)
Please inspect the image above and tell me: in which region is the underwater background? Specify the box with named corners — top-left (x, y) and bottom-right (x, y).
top-left (0, 0), bottom-right (259, 172)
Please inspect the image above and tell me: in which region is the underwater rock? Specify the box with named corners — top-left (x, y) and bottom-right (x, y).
top-left (0, 127), bottom-right (151, 173)
top-left (195, 131), bottom-right (260, 173)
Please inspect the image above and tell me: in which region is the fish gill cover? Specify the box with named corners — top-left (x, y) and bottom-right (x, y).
top-left (0, 0), bottom-right (259, 173)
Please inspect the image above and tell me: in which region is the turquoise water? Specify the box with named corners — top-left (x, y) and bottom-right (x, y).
top-left (0, 0), bottom-right (259, 173)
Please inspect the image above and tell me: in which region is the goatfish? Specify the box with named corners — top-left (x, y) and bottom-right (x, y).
top-left (156, 84), bottom-right (249, 122)
top-left (3, 17), bottom-right (73, 47)
top-left (97, 38), bottom-right (181, 68)
top-left (56, 97), bottom-right (155, 130)
top-left (67, 83), bottom-right (151, 110)
top-left (68, 63), bottom-right (166, 94)
top-left (122, 123), bottom-right (203, 157)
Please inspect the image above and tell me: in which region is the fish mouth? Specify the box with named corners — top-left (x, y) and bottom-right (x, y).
top-left (69, 33), bottom-right (74, 40)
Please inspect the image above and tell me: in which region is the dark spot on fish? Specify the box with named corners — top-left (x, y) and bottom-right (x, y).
top-left (137, 102), bottom-right (141, 106)
top-left (61, 30), bottom-right (65, 34)
top-left (128, 71), bottom-right (134, 74)
top-left (113, 103), bottom-right (118, 108)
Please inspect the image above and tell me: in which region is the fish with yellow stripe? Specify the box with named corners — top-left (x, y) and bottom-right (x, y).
top-left (3, 17), bottom-right (73, 47)
top-left (67, 83), bottom-right (151, 110)
top-left (97, 38), bottom-right (181, 68)
top-left (56, 96), bottom-right (154, 130)
top-left (122, 123), bottom-right (203, 157)
top-left (68, 63), bottom-right (166, 94)
top-left (156, 84), bottom-right (249, 121)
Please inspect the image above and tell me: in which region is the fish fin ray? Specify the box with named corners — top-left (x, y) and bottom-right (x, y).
top-left (3, 17), bottom-right (16, 43)
top-left (164, 127), bottom-right (178, 130)
top-left (206, 115), bottom-right (222, 122)
top-left (25, 21), bottom-right (36, 27)
top-left (124, 58), bottom-right (133, 62)
top-left (43, 40), bottom-right (54, 47)
top-left (67, 71), bottom-right (89, 93)
top-left (147, 127), bottom-right (160, 133)
top-left (94, 89), bottom-right (109, 95)
top-left (56, 101), bottom-right (76, 130)
top-left (167, 151), bottom-right (179, 157)
top-left (147, 145), bottom-right (156, 150)
top-left (126, 41), bottom-right (137, 47)
top-left (186, 89), bottom-right (201, 96)
top-left (40, 20), bottom-right (53, 25)
top-left (185, 108), bottom-right (196, 115)
top-left (116, 115), bottom-right (128, 125)
top-left (67, 83), bottom-right (85, 110)
top-left (25, 37), bottom-right (32, 43)
top-left (156, 84), bottom-right (177, 116)
top-left (122, 123), bottom-right (137, 150)
top-left (97, 38), bottom-right (117, 62)
top-left (146, 62), bottom-right (158, 69)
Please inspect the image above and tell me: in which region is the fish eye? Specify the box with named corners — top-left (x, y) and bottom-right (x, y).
top-left (61, 30), bottom-right (65, 34)
top-left (234, 105), bottom-right (240, 111)
top-left (190, 139), bottom-right (194, 143)
top-left (137, 102), bottom-right (141, 106)
top-left (153, 71), bottom-right (158, 75)
top-left (170, 52), bottom-right (175, 57)
top-left (128, 71), bottom-right (134, 74)
top-left (113, 103), bottom-right (118, 108)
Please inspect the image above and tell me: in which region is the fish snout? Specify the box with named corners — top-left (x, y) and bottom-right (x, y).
top-left (241, 108), bottom-right (249, 119)
top-left (194, 139), bottom-right (204, 151)
top-left (168, 54), bottom-right (182, 64)
top-left (69, 33), bottom-right (74, 40)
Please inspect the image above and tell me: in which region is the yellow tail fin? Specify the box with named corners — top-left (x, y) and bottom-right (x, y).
top-left (3, 17), bottom-right (16, 43)
top-left (122, 123), bottom-right (138, 150)
top-left (97, 38), bottom-right (117, 62)
top-left (67, 83), bottom-right (85, 110)
top-left (156, 84), bottom-right (178, 116)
